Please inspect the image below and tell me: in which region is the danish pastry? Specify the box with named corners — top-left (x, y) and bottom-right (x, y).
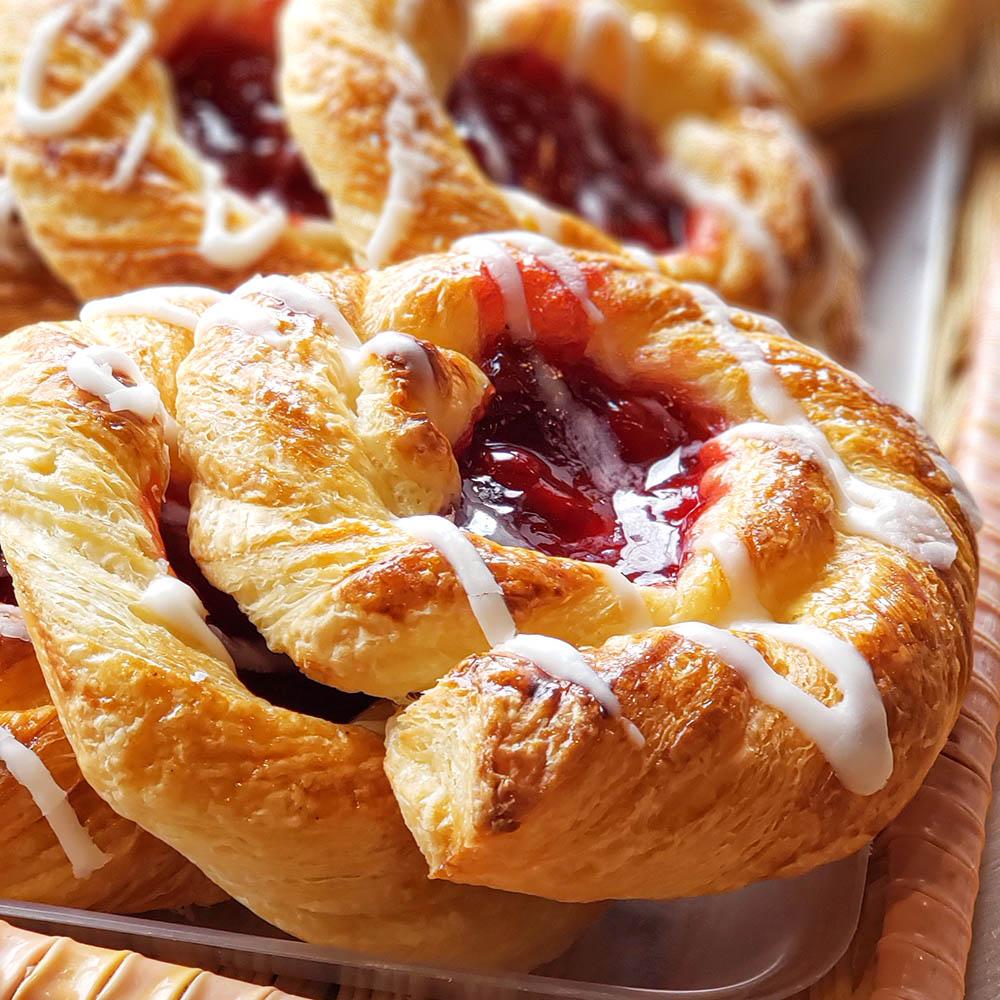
top-left (172, 243), bottom-right (974, 901)
top-left (0, 285), bottom-right (595, 966)
top-left (634, 0), bottom-right (971, 125)
top-left (0, 0), bottom-right (862, 356)
top-left (0, 0), bottom-right (352, 320)
top-left (0, 598), bottom-right (223, 913)
top-left (281, 0), bottom-right (862, 355)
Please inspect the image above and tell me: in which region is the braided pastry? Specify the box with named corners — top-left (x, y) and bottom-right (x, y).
top-left (0, 0), bottom-right (864, 356)
top-left (0, 284), bottom-right (595, 966)
top-left (0, 0), bottom-right (352, 331)
top-left (634, 0), bottom-right (971, 125)
top-left (169, 243), bottom-right (976, 901)
top-left (0, 292), bottom-right (224, 918)
top-left (0, 242), bottom-right (969, 926)
top-left (282, 0), bottom-right (862, 355)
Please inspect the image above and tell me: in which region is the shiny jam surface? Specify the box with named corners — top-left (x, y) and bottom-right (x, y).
top-left (168, 28), bottom-right (329, 219)
top-left (454, 342), bottom-right (722, 584)
top-left (448, 50), bottom-right (688, 252)
top-left (161, 491), bottom-right (372, 724)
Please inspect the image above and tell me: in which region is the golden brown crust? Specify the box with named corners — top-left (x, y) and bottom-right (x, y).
top-left (635, 0), bottom-right (971, 125)
top-left (281, 0), bottom-right (861, 354)
top-left (170, 247), bottom-right (977, 901)
top-left (0, 0), bottom-right (352, 303)
top-left (0, 303), bottom-right (597, 966)
top-left (0, 632), bottom-right (224, 913)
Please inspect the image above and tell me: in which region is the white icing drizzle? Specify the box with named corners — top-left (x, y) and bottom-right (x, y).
top-left (497, 231), bottom-right (604, 324)
top-left (681, 523), bottom-right (892, 793)
top-left (361, 331), bottom-right (439, 415)
top-left (397, 515), bottom-right (515, 646)
top-left (0, 725), bottom-right (111, 879)
top-left (198, 164), bottom-right (286, 270)
top-left (653, 283), bottom-right (969, 793)
top-left (669, 621), bottom-right (890, 795)
top-left (16, 6), bottom-right (154, 137)
top-left (366, 45), bottom-right (438, 268)
top-left (84, 0), bottom-right (121, 32)
top-left (454, 235), bottom-right (533, 339)
top-left (717, 421), bottom-right (958, 568)
top-left (453, 231), bottom-right (603, 338)
top-left (397, 514), bottom-right (643, 746)
top-left (694, 284), bottom-right (957, 567)
top-left (695, 528), bottom-right (770, 622)
top-left (0, 604), bottom-right (30, 642)
top-left (107, 109), bottom-right (155, 189)
top-left (234, 275), bottom-right (361, 352)
top-left (196, 295), bottom-right (284, 347)
top-left (66, 345), bottom-right (164, 423)
top-left (134, 576), bottom-right (234, 666)
top-left (623, 243), bottom-right (661, 271)
top-left (502, 187), bottom-right (566, 240)
top-left (750, 0), bottom-right (846, 76)
top-left (932, 452), bottom-right (983, 533)
top-left (81, 285), bottom-right (223, 331)
top-left (496, 634), bottom-right (643, 745)
top-left (663, 139), bottom-right (788, 304)
top-left (596, 564), bottom-right (651, 632)
top-left (362, 331), bottom-right (432, 377)
top-left (569, 0), bottom-right (637, 109)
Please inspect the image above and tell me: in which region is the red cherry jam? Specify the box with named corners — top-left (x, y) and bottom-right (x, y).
top-left (454, 342), bottom-right (722, 584)
top-left (447, 50), bottom-right (688, 252)
top-left (168, 28), bottom-right (329, 219)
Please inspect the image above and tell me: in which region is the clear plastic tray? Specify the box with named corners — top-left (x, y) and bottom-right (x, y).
top-left (0, 83), bottom-right (971, 1000)
top-left (0, 848), bottom-right (868, 999)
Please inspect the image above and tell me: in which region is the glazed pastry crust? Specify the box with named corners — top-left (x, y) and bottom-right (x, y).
top-left (0, 305), bottom-right (596, 966)
top-left (0, 630), bottom-right (223, 913)
top-left (173, 248), bottom-right (977, 902)
top-left (0, 0), bottom-right (352, 304)
top-left (281, 0), bottom-right (860, 354)
top-left (637, 0), bottom-right (970, 125)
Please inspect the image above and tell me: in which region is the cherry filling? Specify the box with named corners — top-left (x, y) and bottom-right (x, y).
top-left (447, 50), bottom-right (689, 253)
top-left (159, 489), bottom-right (372, 724)
top-left (454, 342), bottom-right (724, 584)
top-left (168, 25), bottom-right (330, 219)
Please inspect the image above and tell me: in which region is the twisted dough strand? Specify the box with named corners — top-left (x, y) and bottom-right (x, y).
top-left (0, 296), bottom-right (596, 966)
top-left (172, 245), bottom-right (976, 901)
